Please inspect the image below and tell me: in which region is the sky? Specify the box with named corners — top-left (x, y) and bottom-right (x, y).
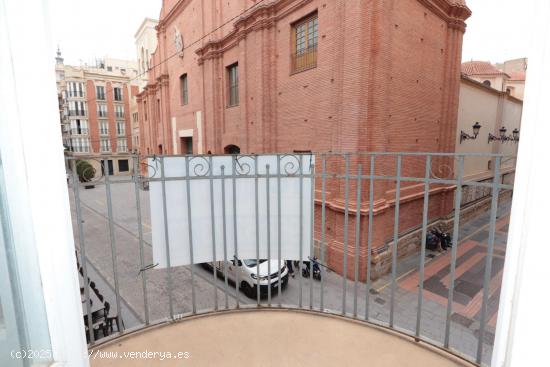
top-left (461, 0), bottom-right (533, 63)
top-left (49, 0), bottom-right (162, 66)
top-left (49, 0), bottom-right (532, 67)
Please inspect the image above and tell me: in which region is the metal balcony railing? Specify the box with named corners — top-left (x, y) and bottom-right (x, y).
top-left (70, 128), bottom-right (89, 135)
top-left (68, 110), bottom-right (87, 117)
top-left (67, 91), bottom-right (85, 98)
top-left (68, 152), bottom-right (515, 366)
top-left (291, 45), bottom-right (318, 74)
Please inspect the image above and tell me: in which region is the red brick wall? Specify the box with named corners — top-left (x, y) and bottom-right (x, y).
top-left (138, 0), bottom-right (470, 278)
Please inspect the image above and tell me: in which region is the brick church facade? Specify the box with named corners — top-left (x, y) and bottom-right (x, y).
top-left (137, 0), bottom-right (471, 279)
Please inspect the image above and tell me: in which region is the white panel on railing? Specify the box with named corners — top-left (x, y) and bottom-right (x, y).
top-left (149, 155), bottom-right (314, 267)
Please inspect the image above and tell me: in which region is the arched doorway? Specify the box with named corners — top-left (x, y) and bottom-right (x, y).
top-left (224, 144), bottom-right (240, 154)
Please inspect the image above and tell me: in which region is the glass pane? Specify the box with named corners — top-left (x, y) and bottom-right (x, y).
top-left (296, 23), bottom-right (306, 52)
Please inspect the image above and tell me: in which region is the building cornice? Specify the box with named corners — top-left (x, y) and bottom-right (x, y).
top-left (157, 73), bottom-right (170, 86)
top-left (157, 0), bottom-right (192, 31)
top-left (416, 0), bottom-right (471, 32)
top-left (146, 84), bottom-right (158, 95)
top-left (134, 17), bottom-right (159, 39)
top-left (195, 0), bottom-right (312, 64)
top-left (461, 74), bottom-right (524, 104)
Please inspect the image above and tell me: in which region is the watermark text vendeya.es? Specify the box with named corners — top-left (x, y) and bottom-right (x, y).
top-left (89, 350), bottom-right (191, 361)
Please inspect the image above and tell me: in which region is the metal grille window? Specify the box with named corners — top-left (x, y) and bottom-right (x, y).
top-left (117, 138), bottom-right (127, 152)
top-left (180, 74), bottom-right (188, 105)
top-left (96, 85), bottom-right (105, 100)
top-left (291, 14), bottom-right (318, 73)
top-left (100, 138), bottom-right (111, 152)
top-left (227, 63), bottom-right (239, 107)
top-left (70, 119), bottom-right (88, 135)
top-left (114, 87), bottom-right (123, 101)
top-left (99, 120), bottom-right (108, 135)
top-left (116, 121), bottom-right (125, 136)
top-left (115, 105), bottom-right (124, 118)
top-left (97, 103), bottom-right (107, 117)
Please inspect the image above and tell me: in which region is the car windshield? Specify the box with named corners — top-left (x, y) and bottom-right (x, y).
top-left (243, 259), bottom-right (267, 267)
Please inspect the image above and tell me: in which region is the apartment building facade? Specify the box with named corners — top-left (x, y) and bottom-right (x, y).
top-left (137, 0), bottom-right (472, 279)
top-left (56, 53), bottom-right (139, 175)
top-left (133, 18), bottom-right (159, 152)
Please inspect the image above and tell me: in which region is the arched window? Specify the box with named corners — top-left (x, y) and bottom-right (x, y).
top-left (482, 80), bottom-right (491, 87)
top-left (224, 144), bottom-right (240, 154)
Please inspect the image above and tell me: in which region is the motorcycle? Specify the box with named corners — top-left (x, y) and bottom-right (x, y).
top-left (436, 229), bottom-right (452, 250)
top-left (426, 227), bottom-right (452, 251)
top-left (301, 257), bottom-right (322, 281)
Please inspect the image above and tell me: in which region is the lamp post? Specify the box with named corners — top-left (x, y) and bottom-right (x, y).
top-left (512, 128), bottom-right (520, 142)
top-left (488, 126), bottom-right (520, 143)
top-left (460, 121), bottom-right (482, 143)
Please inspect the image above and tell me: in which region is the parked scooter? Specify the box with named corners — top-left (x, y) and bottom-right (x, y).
top-left (435, 228), bottom-right (452, 250)
top-left (425, 227), bottom-right (452, 251)
top-left (301, 257), bottom-right (322, 281)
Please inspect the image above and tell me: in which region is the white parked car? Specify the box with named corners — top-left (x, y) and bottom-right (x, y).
top-left (205, 258), bottom-right (288, 298)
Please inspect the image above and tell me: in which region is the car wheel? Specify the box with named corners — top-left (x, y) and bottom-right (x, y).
top-left (241, 282), bottom-right (255, 299)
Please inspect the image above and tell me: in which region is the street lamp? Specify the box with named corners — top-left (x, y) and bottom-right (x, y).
top-left (488, 126), bottom-right (520, 143)
top-left (460, 121), bottom-right (482, 143)
top-left (512, 128), bottom-right (520, 142)
top-left (499, 126), bottom-right (507, 139)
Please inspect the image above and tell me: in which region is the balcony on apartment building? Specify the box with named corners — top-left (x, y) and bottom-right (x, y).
top-left (64, 152), bottom-right (515, 367)
top-left (89, 310), bottom-right (476, 367)
top-left (68, 109), bottom-right (88, 117)
top-left (2, 2), bottom-right (547, 365)
top-left (67, 90), bottom-right (86, 98)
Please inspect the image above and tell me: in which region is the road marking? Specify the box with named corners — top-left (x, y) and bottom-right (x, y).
top-left (374, 214), bottom-right (510, 293)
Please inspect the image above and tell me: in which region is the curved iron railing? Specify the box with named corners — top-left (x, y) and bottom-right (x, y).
top-left (68, 152), bottom-right (515, 366)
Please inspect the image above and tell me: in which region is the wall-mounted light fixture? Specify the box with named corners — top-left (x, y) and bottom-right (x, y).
top-left (460, 121), bottom-right (482, 143)
top-left (488, 126), bottom-right (520, 143)
top-left (512, 128), bottom-right (520, 142)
